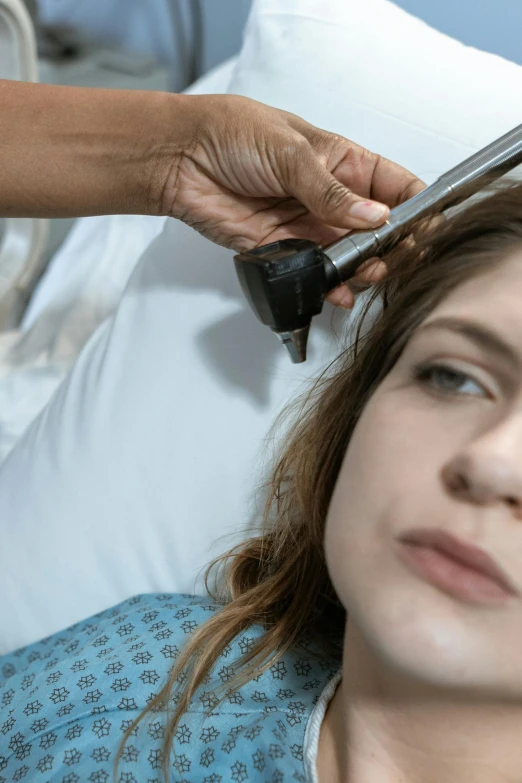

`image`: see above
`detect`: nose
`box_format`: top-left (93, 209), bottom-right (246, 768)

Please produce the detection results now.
top-left (442, 419), bottom-right (522, 516)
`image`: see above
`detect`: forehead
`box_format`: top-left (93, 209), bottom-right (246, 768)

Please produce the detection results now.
top-left (422, 250), bottom-right (522, 332)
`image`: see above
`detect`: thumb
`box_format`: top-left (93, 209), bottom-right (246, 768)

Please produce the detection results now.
top-left (288, 147), bottom-right (389, 229)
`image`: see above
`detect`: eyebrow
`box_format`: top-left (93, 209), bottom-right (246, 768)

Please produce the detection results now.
top-left (417, 317), bottom-right (520, 367)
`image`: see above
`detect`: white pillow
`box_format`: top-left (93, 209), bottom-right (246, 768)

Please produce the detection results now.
top-left (2, 0), bottom-right (522, 653)
top-left (229, 0), bottom-right (522, 181)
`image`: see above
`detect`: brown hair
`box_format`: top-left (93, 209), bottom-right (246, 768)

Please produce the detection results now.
top-left (115, 178), bottom-right (522, 782)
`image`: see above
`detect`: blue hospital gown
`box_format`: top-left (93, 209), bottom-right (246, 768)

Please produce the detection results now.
top-left (0, 593), bottom-right (341, 782)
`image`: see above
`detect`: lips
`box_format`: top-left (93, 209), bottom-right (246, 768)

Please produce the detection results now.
top-left (397, 528), bottom-right (518, 597)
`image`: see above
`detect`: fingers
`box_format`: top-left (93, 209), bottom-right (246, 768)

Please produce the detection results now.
top-left (370, 154), bottom-right (427, 206)
top-left (325, 283), bottom-right (355, 309)
top-left (329, 137), bottom-right (427, 209)
top-left (296, 123), bottom-right (427, 211)
top-left (278, 118), bottom-right (428, 236)
top-left (325, 258), bottom-right (387, 310)
top-left (354, 258), bottom-right (388, 284)
top-left (283, 141), bottom-right (390, 231)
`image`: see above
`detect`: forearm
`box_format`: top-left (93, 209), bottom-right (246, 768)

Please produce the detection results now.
top-left (0, 80), bottom-right (189, 218)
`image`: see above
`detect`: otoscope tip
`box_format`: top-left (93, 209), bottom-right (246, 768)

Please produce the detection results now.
top-left (275, 325), bottom-right (310, 363)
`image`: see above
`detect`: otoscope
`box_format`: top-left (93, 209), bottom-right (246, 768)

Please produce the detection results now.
top-left (234, 123), bottom-right (522, 363)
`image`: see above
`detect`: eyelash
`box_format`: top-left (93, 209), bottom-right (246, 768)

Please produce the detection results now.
top-left (413, 362), bottom-right (490, 398)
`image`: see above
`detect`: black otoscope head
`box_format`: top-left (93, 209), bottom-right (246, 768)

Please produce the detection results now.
top-left (233, 239), bottom-right (341, 362)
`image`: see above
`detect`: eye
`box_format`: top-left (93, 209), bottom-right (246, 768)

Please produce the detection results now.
top-left (413, 362), bottom-right (488, 397)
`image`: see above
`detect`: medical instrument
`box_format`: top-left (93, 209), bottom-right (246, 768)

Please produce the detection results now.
top-left (234, 123), bottom-right (522, 363)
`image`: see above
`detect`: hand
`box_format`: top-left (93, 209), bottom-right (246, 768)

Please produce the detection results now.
top-left (161, 94), bottom-right (426, 308)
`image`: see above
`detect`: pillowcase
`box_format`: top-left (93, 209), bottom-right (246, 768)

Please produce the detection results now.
top-left (2, 0), bottom-right (522, 653)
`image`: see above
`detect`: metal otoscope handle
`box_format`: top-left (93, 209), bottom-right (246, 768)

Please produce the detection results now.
top-left (234, 123), bottom-right (522, 363)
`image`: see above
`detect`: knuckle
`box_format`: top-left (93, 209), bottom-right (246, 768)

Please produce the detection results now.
top-left (319, 179), bottom-right (350, 213)
top-left (347, 143), bottom-right (373, 170)
top-left (315, 132), bottom-right (367, 171)
top-left (286, 135), bottom-right (311, 157)
top-left (312, 128), bottom-right (342, 149)
top-left (397, 177), bottom-right (427, 204)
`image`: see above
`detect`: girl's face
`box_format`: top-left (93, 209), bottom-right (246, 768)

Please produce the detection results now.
top-left (325, 251), bottom-right (522, 697)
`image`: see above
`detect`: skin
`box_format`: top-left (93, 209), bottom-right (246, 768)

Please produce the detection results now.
top-left (0, 83), bottom-right (425, 307)
top-left (320, 250), bottom-right (522, 783)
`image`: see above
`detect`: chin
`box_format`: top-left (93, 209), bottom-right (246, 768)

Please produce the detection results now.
top-left (344, 582), bottom-right (489, 691)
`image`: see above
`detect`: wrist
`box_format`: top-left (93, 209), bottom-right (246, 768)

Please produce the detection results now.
top-left (143, 91), bottom-right (200, 218)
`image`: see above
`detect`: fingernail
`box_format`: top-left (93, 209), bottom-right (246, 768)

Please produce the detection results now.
top-left (348, 200), bottom-right (388, 223)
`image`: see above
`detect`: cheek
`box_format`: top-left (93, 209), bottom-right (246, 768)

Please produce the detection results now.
top-left (329, 392), bottom-right (421, 524)
top-left (324, 391), bottom-right (446, 595)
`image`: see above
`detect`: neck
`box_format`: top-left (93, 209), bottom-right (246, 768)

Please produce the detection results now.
top-left (317, 623), bottom-right (522, 783)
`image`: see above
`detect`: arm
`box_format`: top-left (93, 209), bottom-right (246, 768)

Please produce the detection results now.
top-left (0, 79), bottom-right (185, 218)
top-left (0, 82), bottom-right (426, 306)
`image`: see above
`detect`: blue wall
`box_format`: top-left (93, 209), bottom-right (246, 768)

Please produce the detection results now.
top-left (394, 0), bottom-right (522, 66)
top-left (200, 0), bottom-right (252, 74)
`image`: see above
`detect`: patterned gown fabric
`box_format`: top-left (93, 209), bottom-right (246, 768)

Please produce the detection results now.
top-left (0, 593), bottom-right (341, 782)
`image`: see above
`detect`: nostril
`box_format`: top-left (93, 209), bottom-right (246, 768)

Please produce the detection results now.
top-left (449, 472), bottom-right (470, 495)
top-left (506, 496), bottom-right (519, 508)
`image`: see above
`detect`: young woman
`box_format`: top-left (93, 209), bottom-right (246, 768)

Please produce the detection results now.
top-left (3, 179), bottom-right (522, 783)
